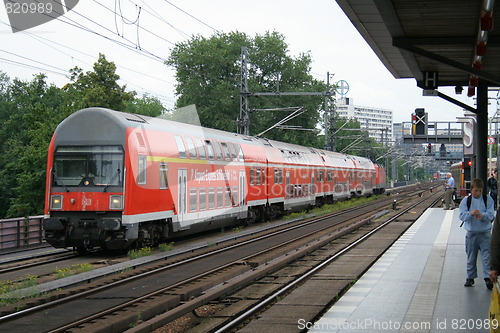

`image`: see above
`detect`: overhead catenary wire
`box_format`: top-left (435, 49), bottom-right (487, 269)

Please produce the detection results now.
top-left (162, 0), bottom-right (219, 33)
top-left (1, 0), bottom-right (228, 109)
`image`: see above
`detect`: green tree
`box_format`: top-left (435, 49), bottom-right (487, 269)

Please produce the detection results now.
top-left (167, 31), bottom-right (329, 147)
top-left (64, 53), bottom-right (135, 111)
top-left (0, 74), bottom-right (70, 217)
top-left (124, 93), bottom-right (165, 117)
top-left (0, 54), bottom-right (155, 218)
top-left (0, 72), bottom-right (15, 216)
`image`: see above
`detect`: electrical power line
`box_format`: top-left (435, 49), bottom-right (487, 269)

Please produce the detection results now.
top-left (162, 0), bottom-right (219, 33)
top-left (1, 0), bottom-right (226, 109)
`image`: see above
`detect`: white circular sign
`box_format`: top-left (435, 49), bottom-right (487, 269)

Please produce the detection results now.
top-left (336, 80), bottom-right (349, 95)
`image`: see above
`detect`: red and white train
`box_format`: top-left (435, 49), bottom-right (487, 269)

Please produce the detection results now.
top-left (43, 108), bottom-right (386, 252)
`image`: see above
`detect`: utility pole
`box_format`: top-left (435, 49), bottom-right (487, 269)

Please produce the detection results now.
top-left (238, 47), bottom-right (335, 138)
top-left (323, 72), bottom-right (336, 151)
top-left (238, 46), bottom-right (250, 135)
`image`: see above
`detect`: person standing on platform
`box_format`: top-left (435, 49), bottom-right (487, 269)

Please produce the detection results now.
top-left (444, 172), bottom-right (455, 210)
top-left (490, 211), bottom-right (500, 284)
top-left (488, 169), bottom-right (497, 209)
top-left (459, 178), bottom-right (495, 289)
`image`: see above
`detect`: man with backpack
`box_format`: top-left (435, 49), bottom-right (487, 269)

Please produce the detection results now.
top-left (459, 178), bottom-right (495, 289)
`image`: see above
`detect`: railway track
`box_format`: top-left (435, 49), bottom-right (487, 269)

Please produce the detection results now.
top-left (210, 187), bottom-right (444, 333)
top-left (0, 249), bottom-right (77, 276)
top-left (0, 183), bottom-right (440, 332)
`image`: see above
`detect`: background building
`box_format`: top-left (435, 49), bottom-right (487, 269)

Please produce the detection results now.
top-left (336, 97), bottom-right (393, 144)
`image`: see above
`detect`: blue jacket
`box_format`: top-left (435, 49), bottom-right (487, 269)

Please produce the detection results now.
top-left (459, 194), bottom-right (494, 232)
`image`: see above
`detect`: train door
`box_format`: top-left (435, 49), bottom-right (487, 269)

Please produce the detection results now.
top-left (177, 169), bottom-right (187, 225)
top-left (239, 170), bottom-right (246, 216)
top-left (286, 171), bottom-right (291, 199)
top-left (311, 172), bottom-right (315, 196)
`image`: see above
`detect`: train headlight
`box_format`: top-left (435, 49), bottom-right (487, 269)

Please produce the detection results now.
top-left (50, 195), bottom-right (63, 210)
top-left (110, 195), bottom-right (123, 210)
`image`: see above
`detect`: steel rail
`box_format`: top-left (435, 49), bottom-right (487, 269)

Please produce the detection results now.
top-left (213, 192), bottom-right (443, 332)
top-left (0, 185), bottom-right (437, 330)
top-left (47, 193), bottom-right (403, 332)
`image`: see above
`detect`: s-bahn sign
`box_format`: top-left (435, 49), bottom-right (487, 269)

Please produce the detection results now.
top-left (335, 80), bottom-right (349, 96)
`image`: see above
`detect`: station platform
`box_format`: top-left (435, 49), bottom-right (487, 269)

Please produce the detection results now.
top-left (311, 208), bottom-right (494, 333)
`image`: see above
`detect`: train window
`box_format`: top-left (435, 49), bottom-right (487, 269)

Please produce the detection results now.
top-left (232, 186), bottom-right (238, 206)
top-left (217, 187), bottom-right (223, 208)
top-left (185, 137), bottom-right (197, 159)
top-left (225, 186), bottom-right (232, 207)
top-left (327, 170), bottom-right (332, 182)
top-left (274, 168), bottom-right (278, 184)
top-left (213, 141), bottom-right (223, 160)
top-left (250, 167), bottom-right (255, 185)
top-left (174, 136), bottom-right (186, 159)
top-left (220, 142), bottom-right (231, 161)
top-left (311, 174), bottom-right (315, 195)
top-left (256, 168), bottom-right (261, 185)
top-left (199, 187), bottom-right (207, 211)
top-left (53, 146), bottom-right (124, 187)
top-left (205, 140), bottom-right (215, 160)
top-left (194, 138), bottom-right (207, 159)
top-left (138, 155), bottom-right (147, 185)
top-left (159, 162), bottom-right (168, 189)
top-left (279, 169), bottom-right (283, 184)
top-left (319, 170), bottom-right (324, 182)
top-left (261, 167), bottom-right (265, 185)
top-left (208, 187), bottom-right (215, 209)
top-left (228, 143), bottom-right (237, 161)
top-left (236, 144), bottom-right (244, 161)
top-left (189, 188), bottom-right (197, 212)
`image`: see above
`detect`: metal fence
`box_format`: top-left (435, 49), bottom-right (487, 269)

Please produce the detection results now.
top-left (0, 215), bottom-right (44, 250)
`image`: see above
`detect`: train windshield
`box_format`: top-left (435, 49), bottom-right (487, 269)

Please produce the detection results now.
top-left (52, 146), bottom-right (124, 187)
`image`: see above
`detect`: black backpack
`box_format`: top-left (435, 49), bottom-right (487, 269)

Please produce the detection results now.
top-left (461, 194), bottom-right (494, 225)
top-left (466, 194), bottom-right (488, 211)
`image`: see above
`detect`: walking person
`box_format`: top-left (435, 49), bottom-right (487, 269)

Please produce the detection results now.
top-left (444, 172), bottom-right (455, 210)
top-left (490, 210), bottom-right (500, 284)
top-left (459, 178), bottom-right (495, 289)
top-left (488, 169), bottom-right (498, 209)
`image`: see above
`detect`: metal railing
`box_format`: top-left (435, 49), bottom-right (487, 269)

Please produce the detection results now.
top-left (0, 215), bottom-right (44, 250)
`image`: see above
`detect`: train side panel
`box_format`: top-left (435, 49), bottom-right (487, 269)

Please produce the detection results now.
top-left (43, 108), bottom-right (387, 252)
top-left (450, 161), bottom-right (471, 201)
top-left (374, 164), bottom-right (386, 194)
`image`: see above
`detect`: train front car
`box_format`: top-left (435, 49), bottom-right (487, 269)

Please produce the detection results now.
top-left (43, 108), bottom-right (130, 253)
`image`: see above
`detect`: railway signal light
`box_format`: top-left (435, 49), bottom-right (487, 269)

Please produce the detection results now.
top-left (412, 108), bottom-right (427, 135)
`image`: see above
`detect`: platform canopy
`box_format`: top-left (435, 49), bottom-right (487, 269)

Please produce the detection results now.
top-left (335, 0), bottom-right (500, 184)
top-left (335, 0), bottom-right (500, 92)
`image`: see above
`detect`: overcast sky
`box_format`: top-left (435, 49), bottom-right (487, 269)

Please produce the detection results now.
top-left (1, 0), bottom-right (496, 124)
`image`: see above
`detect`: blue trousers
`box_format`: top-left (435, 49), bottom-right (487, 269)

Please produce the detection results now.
top-left (465, 231), bottom-right (491, 279)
